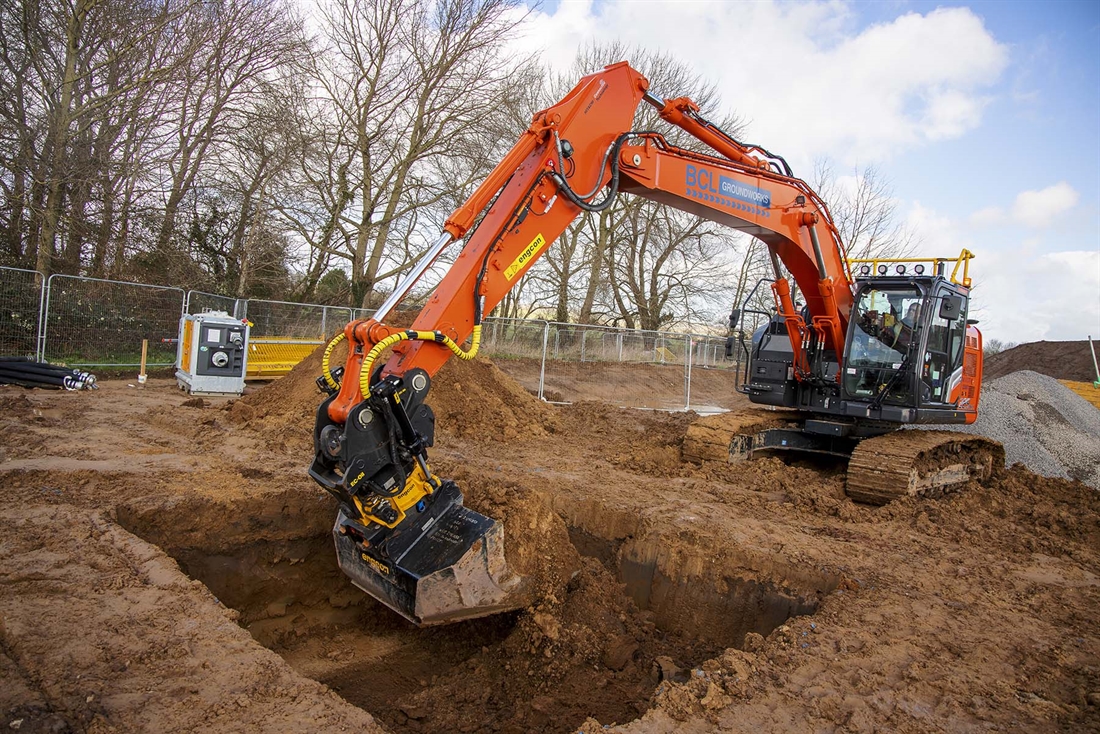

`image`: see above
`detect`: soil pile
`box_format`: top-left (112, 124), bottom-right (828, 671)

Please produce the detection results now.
top-left (918, 370), bottom-right (1100, 487)
top-left (235, 341), bottom-right (559, 440)
top-left (430, 357), bottom-right (560, 439)
top-left (985, 339), bottom-right (1098, 381)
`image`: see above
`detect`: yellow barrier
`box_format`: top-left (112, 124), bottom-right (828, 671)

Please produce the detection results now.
top-left (246, 338), bottom-right (323, 378)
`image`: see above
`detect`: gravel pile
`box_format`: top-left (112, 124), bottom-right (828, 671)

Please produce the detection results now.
top-left (919, 370), bottom-right (1100, 488)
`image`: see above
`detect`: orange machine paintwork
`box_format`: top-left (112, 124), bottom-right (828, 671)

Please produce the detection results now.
top-left (329, 60), bottom-right (973, 422)
top-left (388, 63), bottom-right (848, 377)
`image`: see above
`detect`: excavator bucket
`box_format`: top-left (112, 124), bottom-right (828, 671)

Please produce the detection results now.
top-left (332, 481), bottom-right (530, 626)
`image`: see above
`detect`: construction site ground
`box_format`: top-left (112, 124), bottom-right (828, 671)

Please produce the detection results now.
top-left (1, 351), bottom-right (1098, 733)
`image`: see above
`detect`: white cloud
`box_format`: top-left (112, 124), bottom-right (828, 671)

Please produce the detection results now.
top-left (966, 182), bottom-right (1081, 230)
top-left (906, 203), bottom-right (1100, 342)
top-left (1012, 182), bottom-right (1079, 228)
top-left (515, 1), bottom-right (1009, 167)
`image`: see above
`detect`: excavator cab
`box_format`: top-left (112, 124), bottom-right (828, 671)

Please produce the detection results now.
top-left (843, 278), bottom-right (969, 411)
top-left (842, 262), bottom-right (975, 418)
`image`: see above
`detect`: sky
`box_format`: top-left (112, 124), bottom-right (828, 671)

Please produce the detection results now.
top-left (511, 0), bottom-right (1100, 343)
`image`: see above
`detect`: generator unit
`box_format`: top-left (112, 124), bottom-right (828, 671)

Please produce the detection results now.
top-left (176, 311), bottom-right (249, 396)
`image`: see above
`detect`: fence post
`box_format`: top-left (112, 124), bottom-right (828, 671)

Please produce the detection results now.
top-left (35, 273), bottom-right (47, 362)
top-left (40, 274), bottom-right (56, 363)
top-left (538, 321), bottom-right (549, 401)
top-left (580, 329), bottom-right (587, 363)
top-left (684, 336), bottom-right (692, 410)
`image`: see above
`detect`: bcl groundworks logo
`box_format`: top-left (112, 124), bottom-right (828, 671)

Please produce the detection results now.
top-left (684, 164), bottom-right (771, 218)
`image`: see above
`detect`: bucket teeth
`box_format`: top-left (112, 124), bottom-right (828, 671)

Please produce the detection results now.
top-left (333, 481), bottom-right (530, 626)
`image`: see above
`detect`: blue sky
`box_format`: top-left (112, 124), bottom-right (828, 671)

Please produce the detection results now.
top-left (516, 0), bottom-right (1100, 342)
top-left (881, 1), bottom-right (1098, 215)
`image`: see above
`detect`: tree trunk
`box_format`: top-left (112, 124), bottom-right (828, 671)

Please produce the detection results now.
top-left (578, 209), bottom-right (610, 324)
top-left (36, 0), bottom-right (94, 276)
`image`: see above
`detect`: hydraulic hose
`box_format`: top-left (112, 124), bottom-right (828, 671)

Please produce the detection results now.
top-left (358, 326), bottom-right (482, 398)
top-left (320, 332), bottom-right (346, 390)
top-left (549, 133), bottom-right (633, 213)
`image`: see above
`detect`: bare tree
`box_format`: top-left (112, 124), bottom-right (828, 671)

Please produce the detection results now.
top-left (812, 160), bottom-right (916, 262)
top-left (151, 0), bottom-right (307, 259)
top-left (289, 0), bottom-right (535, 308)
top-left (0, 0), bottom-right (311, 296)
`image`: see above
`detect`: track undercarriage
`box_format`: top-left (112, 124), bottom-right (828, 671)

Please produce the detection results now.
top-left (685, 410), bottom-right (1005, 506)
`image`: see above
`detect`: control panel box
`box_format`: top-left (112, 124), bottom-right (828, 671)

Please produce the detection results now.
top-left (176, 311), bottom-right (250, 396)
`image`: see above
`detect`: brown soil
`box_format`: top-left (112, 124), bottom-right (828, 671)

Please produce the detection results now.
top-left (1, 352), bottom-right (1099, 733)
top-left (985, 340), bottom-right (1100, 382)
top-left (488, 356), bottom-right (750, 411)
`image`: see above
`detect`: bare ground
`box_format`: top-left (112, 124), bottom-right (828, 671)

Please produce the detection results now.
top-left (0, 354), bottom-right (1098, 733)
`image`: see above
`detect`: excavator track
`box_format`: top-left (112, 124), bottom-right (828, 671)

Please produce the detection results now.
top-left (683, 408), bottom-right (801, 463)
top-left (845, 430), bottom-right (1005, 506)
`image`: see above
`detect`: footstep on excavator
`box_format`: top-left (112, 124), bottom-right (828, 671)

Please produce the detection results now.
top-left (307, 62), bottom-right (1003, 626)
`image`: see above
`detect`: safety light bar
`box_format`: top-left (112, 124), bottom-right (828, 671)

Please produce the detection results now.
top-left (846, 249), bottom-right (974, 286)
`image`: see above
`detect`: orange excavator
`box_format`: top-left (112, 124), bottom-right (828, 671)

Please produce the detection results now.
top-left (308, 62), bottom-right (1001, 626)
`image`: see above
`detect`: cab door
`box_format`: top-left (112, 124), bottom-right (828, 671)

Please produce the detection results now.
top-left (919, 284), bottom-right (968, 405)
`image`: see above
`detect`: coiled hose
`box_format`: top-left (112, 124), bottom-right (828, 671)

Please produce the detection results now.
top-left (320, 332), bottom-right (346, 390)
top-left (358, 326), bottom-right (482, 398)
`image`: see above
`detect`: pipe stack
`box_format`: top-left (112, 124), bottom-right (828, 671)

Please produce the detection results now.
top-left (0, 357), bottom-right (98, 390)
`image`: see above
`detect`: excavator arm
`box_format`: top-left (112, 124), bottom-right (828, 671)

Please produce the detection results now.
top-left (310, 61), bottom-right (855, 625)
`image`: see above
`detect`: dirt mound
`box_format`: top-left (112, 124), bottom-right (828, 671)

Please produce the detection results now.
top-left (430, 357), bottom-right (560, 439)
top-left (235, 337), bottom-right (347, 429)
top-left (556, 401), bottom-right (693, 475)
top-left (985, 340), bottom-right (1098, 381)
top-left (235, 341), bottom-right (559, 440)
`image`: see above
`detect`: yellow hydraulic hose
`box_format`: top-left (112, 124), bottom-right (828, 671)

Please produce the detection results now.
top-left (359, 326), bottom-right (482, 397)
top-left (321, 332), bottom-right (346, 390)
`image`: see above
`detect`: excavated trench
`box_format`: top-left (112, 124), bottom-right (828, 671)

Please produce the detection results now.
top-left (118, 488), bottom-right (836, 733)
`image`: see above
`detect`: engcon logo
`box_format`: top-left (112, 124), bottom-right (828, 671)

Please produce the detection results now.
top-left (685, 164), bottom-right (771, 217)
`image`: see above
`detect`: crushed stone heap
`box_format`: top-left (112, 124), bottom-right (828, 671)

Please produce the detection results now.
top-left (918, 370), bottom-right (1100, 488)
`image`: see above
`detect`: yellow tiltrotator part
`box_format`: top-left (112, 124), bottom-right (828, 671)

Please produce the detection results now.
top-left (351, 463), bottom-right (437, 529)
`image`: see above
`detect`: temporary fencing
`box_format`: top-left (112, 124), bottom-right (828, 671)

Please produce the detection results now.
top-left (243, 299), bottom-right (353, 377)
top-left (478, 316), bottom-right (742, 411)
top-left (0, 269), bottom-right (742, 409)
top-left (42, 275), bottom-right (184, 367)
top-left (0, 267), bottom-right (44, 359)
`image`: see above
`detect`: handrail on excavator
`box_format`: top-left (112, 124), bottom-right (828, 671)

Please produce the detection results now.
top-left (847, 249), bottom-right (974, 287)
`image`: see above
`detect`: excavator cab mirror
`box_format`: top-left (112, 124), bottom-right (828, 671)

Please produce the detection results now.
top-left (938, 295), bottom-right (963, 321)
top-left (725, 335), bottom-right (737, 358)
top-left (728, 308), bottom-right (741, 330)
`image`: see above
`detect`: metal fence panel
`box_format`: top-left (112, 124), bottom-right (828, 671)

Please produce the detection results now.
top-left (15, 267), bottom-right (745, 401)
top-left (244, 299), bottom-right (334, 341)
top-left (0, 267), bottom-right (45, 359)
top-left (480, 317), bottom-right (549, 360)
top-left (42, 275), bottom-right (184, 367)
top-left (185, 290), bottom-right (240, 317)
top-left (323, 306), bottom-right (355, 337)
